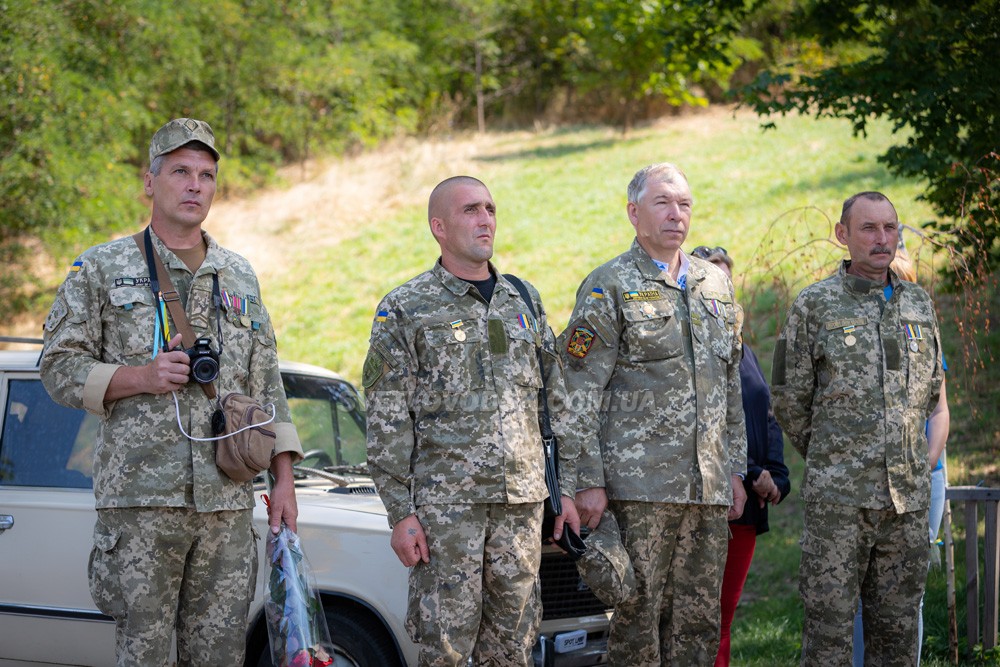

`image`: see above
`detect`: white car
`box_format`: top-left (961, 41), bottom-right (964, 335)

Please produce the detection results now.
top-left (0, 341), bottom-right (611, 666)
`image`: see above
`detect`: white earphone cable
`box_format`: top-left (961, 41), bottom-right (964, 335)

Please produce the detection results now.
top-left (171, 391), bottom-right (275, 442)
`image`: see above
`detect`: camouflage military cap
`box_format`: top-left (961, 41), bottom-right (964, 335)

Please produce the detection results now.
top-left (149, 118), bottom-right (220, 163)
top-left (576, 510), bottom-right (636, 607)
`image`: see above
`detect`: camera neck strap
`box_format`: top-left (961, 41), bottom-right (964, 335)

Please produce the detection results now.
top-left (134, 227), bottom-right (217, 401)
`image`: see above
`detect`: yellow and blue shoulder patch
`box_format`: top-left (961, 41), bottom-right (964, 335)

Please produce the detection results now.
top-left (590, 287), bottom-right (604, 299)
top-left (375, 309), bottom-right (389, 323)
top-left (69, 260), bottom-right (84, 273)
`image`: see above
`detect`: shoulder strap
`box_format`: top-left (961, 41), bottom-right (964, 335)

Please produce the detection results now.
top-left (133, 228), bottom-right (216, 400)
top-left (504, 273), bottom-right (554, 439)
top-left (504, 273), bottom-right (562, 513)
top-left (504, 273), bottom-right (537, 321)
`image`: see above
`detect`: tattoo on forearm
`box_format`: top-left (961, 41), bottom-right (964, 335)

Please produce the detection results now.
top-left (408, 528), bottom-right (417, 536)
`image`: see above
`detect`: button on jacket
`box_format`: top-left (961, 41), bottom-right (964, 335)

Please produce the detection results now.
top-left (559, 240), bottom-right (747, 506)
top-left (771, 261), bottom-right (943, 512)
top-left (363, 261), bottom-right (579, 526)
top-left (41, 228), bottom-right (301, 512)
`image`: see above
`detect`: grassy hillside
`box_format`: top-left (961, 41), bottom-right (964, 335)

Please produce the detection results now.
top-left (234, 108), bottom-right (995, 665)
top-left (246, 108), bottom-right (937, 383)
top-left (8, 106), bottom-right (997, 664)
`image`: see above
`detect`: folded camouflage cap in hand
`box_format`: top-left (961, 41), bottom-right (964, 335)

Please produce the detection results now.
top-left (576, 510), bottom-right (637, 607)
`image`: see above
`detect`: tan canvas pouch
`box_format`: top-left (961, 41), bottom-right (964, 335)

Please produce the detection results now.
top-left (216, 392), bottom-right (276, 482)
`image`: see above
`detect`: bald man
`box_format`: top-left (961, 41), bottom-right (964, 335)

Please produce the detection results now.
top-left (363, 176), bottom-right (581, 666)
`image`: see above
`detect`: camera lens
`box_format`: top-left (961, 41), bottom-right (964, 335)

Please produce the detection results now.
top-left (190, 356), bottom-right (220, 384)
top-left (186, 337), bottom-right (220, 384)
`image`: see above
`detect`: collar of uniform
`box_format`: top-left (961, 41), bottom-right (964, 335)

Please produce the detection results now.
top-left (628, 238), bottom-right (667, 282)
top-left (432, 258), bottom-right (506, 300)
top-left (198, 230), bottom-right (230, 276)
top-left (148, 227), bottom-right (229, 275)
top-left (685, 254), bottom-right (714, 286)
top-left (839, 259), bottom-right (899, 295)
top-left (628, 238), bottom-right (690, 289)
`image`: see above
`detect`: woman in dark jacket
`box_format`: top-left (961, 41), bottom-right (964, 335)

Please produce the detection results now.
top-left (692, 246), bottom-right (792, 667)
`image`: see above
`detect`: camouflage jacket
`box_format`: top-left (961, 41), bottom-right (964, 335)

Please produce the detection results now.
top-left (558, 240), bottom-right (747, 506)
top-left (40, 228), bottom-right (301, 512)
top-left (363, 261), bottom-right (580, 526)
top-left (771, 261), bottom-right (943, 512)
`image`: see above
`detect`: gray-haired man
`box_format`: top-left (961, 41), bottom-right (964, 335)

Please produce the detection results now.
top-left (560, 163), bottom-right (747, 664)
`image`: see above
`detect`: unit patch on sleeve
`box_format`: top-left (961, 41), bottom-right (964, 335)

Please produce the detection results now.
top-left (566, 326), bottom-right (596, 359)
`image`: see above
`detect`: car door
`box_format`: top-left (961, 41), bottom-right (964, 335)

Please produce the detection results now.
top-left (0, 373), bottom-right (114, 666)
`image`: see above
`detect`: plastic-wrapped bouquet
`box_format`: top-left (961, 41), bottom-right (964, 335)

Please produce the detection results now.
top-left (264, 523), bottom-right (334, 667)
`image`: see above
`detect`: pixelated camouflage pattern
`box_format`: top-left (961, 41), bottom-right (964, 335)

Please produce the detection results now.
top-left (607, 500), bottom-right (728, 666)
top-left (771, 262), bottom-right (943, 512)
top-left (148, 117), bottom-right (220, 162)
top-left (575, 509), bottom-right (636, 607)
top-left (799, 502), bottom-right (927, 666)
top-left (89, 506), bottom-right (257, 666)
top-left (405, 502), bottom-right (543, 666)
top-left (363, 261), bottom-right (580, 526)
top-left (40, 228), bottom-right (300, 511)
top-left (558, 240), bottom-right (747, 505)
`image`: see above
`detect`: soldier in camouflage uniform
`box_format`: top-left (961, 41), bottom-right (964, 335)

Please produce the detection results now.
top-left (559, 163), bottom-right (748, 665)
top-left (40, 118), bottom-right (302, 666)
top-left (363, 175), bottom-right (581, 666)
top-left (771, 191), bottom-right (944, 666)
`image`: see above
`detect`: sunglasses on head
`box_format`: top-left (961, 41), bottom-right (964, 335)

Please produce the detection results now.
top-left (691, 245), bottom-right (728, 259)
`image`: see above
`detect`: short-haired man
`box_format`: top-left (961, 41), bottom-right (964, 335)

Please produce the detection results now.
top-left (560, 162), bottom-right (747, 664)
top-left (363, 176), bottom-right (581, 666)
top-left (41, 118), bottom-right (302, 664)
top-left (772, 191), bottom-right (944, 665)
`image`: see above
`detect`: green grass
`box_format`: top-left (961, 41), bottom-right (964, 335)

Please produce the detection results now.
top-left (266, 109), bottom-right (937, 384)
top-left (730, 451), bottom-right (1000, 666)
top-left (256, 109), bottom-right (997, 663)
top-left (14, 106), bottom-right (997, 664)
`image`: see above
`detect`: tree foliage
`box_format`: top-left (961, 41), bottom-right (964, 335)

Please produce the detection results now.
top-left (564, 0), bottom-right (755, 131)
top-left (741, 0), bottom-right (1000, 280)
top-left (1, 0), bottom-right (765, 318)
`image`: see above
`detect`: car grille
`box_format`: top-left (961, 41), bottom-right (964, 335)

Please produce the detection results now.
top-left (540, 551), bottom-right (609, 620)
top-left (327, 485), bottom-right (378, 495)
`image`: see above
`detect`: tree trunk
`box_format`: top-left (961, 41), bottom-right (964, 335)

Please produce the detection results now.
top-left (475, 40), bottom-right (485, 134)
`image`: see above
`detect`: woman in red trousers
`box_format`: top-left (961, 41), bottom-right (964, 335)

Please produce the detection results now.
top-left (693, 246), bottom-right (792, 667)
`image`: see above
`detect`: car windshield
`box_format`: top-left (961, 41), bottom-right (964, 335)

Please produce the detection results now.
top-left (282, 372), bottom-right (368, 471)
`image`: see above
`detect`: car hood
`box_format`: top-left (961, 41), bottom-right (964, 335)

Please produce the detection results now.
top-left (260, 476), bottom-right (388, 517)
top-left (298, 488), bottom-right (388, 516)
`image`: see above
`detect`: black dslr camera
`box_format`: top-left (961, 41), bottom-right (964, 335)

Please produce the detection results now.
top-left (186, 337), bottom-right (220, 384)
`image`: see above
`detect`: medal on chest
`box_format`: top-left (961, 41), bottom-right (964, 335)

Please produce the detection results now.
top-left (904, 323), bottom-right (924, 352)
top-left (842, 324), bottom-right (857, 347)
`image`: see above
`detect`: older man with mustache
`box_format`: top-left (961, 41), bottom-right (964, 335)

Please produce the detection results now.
top-left (771, 191), bottom-right (945, 666)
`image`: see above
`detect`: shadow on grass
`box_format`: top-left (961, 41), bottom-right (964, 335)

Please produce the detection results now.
top-left (765, 163), bottom-right (904, 199)
top-left (474, 133), bottom-right (647, 163)
top-left (474, 139), bottom-right (614, 162)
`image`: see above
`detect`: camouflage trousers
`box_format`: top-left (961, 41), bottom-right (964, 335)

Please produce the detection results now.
top-left (406, 501), bottom-right (544, 667)
top-left (608, 500), bottom-right (728, 666)
top-left (799, 502), bottom-right (928, 667)
top-left (89, 507), bottom-right (258, 667)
